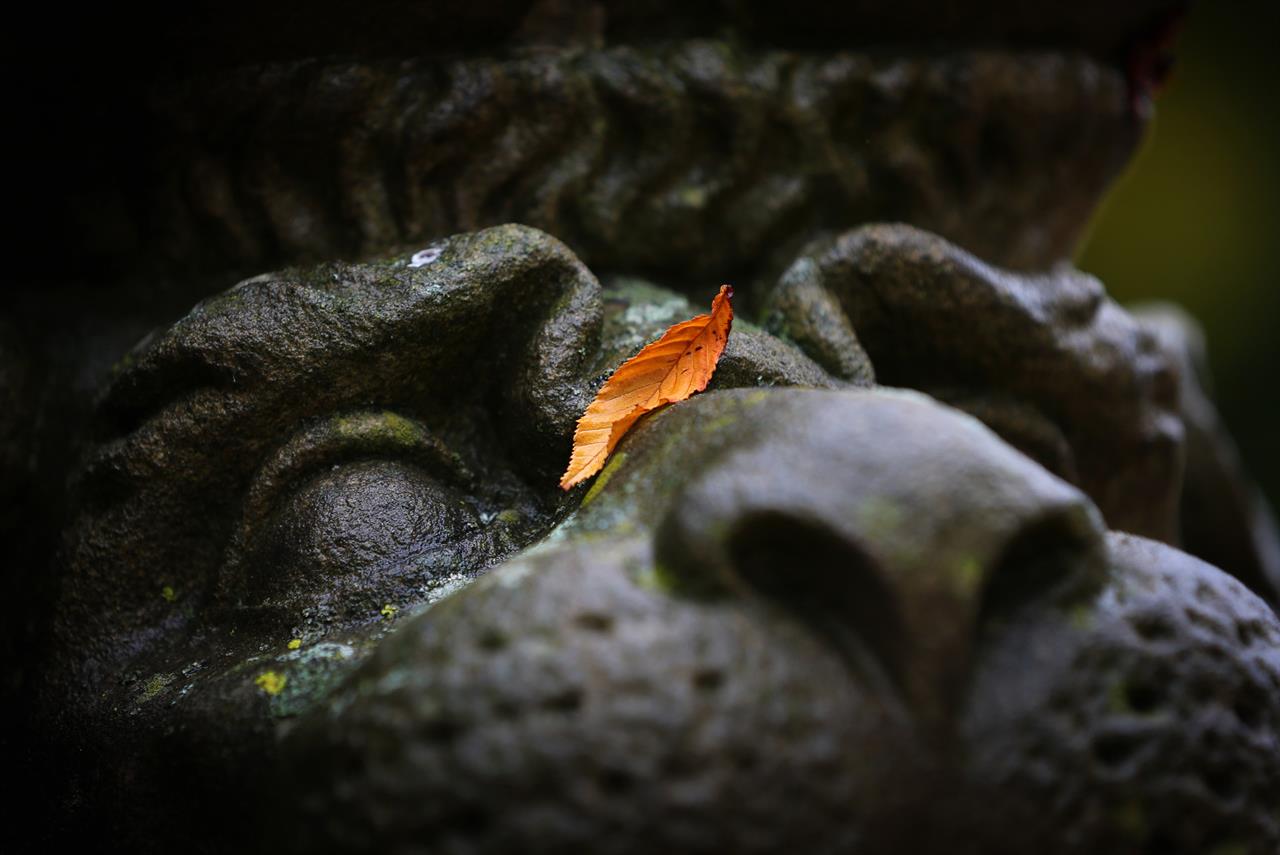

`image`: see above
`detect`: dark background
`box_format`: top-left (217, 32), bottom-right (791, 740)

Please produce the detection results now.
top-left (1079, 0), bottom-right (1280, 509)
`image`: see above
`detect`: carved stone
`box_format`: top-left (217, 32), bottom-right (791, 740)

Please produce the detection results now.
top-left (6, 2), bottom-right (1278, 853)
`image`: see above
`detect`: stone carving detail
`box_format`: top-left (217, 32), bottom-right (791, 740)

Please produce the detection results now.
top-left (30, 226), bottom-right (1279, 854)
top-left (136, 47), bottom-right (1136, 278)
top-left (763, 224), bottom-right (1184, 541)
top-left (6, 2), bottom-right (1278, 853)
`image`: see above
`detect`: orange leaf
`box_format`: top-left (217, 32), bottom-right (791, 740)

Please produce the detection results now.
top-left (560, 285), bottom-right (735, 489)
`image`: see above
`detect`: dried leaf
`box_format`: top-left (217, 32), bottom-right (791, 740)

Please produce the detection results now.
top-left (560, 285), bottom-right (734, 489)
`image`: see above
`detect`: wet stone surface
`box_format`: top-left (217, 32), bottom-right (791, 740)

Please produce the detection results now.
top-left (6, 3), bottom-right (1279, 853)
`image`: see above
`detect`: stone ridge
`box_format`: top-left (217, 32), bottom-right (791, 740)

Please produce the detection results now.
top-left (127, 44), bottom-right (1137, 281)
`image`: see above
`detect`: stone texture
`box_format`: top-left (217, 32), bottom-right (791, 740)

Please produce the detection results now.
top-left (25, 222), bottom-right (1280, 855)
top-left (106, 45), bottom-right (1139, 282)
top-left (282, 390), bottom-right (1280, 855)
top-left (1132, 303), bottom-right (1280, 602)
top-left (9, 2), bottom-right (1276, 852)
top-left (962, 532), bottom-right (1280, 854)
top-left (763, 224), bottom-right (1184, 543)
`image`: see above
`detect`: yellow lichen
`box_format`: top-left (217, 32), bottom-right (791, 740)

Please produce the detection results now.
top-left (137, 673), bottom-right (175, 704)
top-left (677, 185), bottom-right (708, 209)
top-left (380, 604), bottom-right (398, 619)
top-left (254, 671), bottom-right (287, 695)
top-left (161, 585), bottom-right (176, 602)
top-left (287, 639), bottom-right (302, 650)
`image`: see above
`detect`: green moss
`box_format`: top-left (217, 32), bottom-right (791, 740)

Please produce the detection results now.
top-left (635, 562), bottom-right (676, 594)
top-left (950, 556), bottom-right (984, 596)
top-left (638, 559), bottom-right (729, 601)
top-left (856, 497), bottom-right (904, 536)
top-left (581, 452), bottom-right (628, 508)
top-left (264, 642), bottom-right (363, 718)
top-left (334, 411), bottom-right (423, 445)
top-left (604, 278), bottom-right (685, 309)
top-left (377, 411), bottom-right (421, 443)
top-left (702, 413), bottom-right (739, 433)
top-left (762, 311), bottom-right (791, 341)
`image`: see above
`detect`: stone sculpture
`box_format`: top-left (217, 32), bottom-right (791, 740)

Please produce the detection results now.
top-left (5, 1), bottom-right (1277, 853)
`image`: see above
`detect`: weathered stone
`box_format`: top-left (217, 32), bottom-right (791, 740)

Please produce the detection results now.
top-left (763, 224), bottom-right (1184, 543)
top-left (1132, 303), bottom-right (1280, 601)
top-left (28, 217), bottom-right (1280, 855)
top-left (962, 532), bottom-right (1280, 854)
top-left (282, 390), bottom-right (1280, 855)
top-left (8, 2), bottom-right (1277, 853)
top-left (101, 45), bottom-right (1140, 283)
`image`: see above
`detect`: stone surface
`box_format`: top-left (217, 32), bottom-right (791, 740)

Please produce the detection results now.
top-left (283, 390), bottom-right (1280, 855)
top-left (31, 228), bottom-right (860, 851)
top-left (962, 532), bottom-right (1280, 854)
top-left (1132, 303), bottom-right (1280, 601)
top-left (71, 45), bottom-right (1142, 285)
top-left (763, 224), bottom-right (1185, 543)
top-left (6, 2), bottom-right (1277, 852)
top-left (15, 220), bottom-right (1278, 853)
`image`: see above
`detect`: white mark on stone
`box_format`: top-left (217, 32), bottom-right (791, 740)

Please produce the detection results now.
top-left (409, 247), bottom-right (443, 268)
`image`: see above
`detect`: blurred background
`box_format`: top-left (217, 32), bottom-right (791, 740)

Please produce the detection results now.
top-left (1079, 0), bottom-right (1280, 508)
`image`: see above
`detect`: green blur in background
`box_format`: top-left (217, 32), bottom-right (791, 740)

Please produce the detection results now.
top-left (1078, 0), bottom-right (1280, 508)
